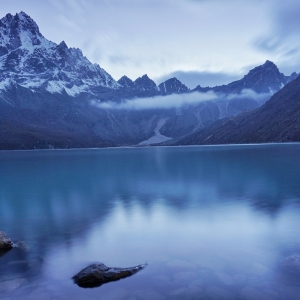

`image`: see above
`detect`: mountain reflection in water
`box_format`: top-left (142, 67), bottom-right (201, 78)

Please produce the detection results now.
top-left (0, 144), bottom-right (300, 299)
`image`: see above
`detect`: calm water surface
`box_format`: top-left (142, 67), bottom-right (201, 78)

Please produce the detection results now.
top-left (1, 144), bottom-right (300, 299)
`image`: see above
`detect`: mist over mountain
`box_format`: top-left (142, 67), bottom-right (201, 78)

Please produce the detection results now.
top-left (0, 11), bottom-right (298, 150)
top-left (171, 75), bottom-right (300, 145)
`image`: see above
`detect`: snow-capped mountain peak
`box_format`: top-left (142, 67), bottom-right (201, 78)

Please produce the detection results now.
top-left (0, 11), bottom-right (54, 54)
top-left (0, 11), bottom-right (119, 95)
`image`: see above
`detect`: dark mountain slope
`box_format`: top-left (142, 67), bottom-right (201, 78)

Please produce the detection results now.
top-left (174, 75), bottom-right (300, 145)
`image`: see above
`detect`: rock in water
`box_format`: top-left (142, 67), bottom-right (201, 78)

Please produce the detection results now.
top-left (72, 262), bottom-right (147, 288)
top-left (0, 231), bottom-right (13, 249)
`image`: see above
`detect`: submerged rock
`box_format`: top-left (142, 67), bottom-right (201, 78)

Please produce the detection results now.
top-left (72, 262), bottom-right (147, 288)
top-left (0, 231), bottom-right (13, 250)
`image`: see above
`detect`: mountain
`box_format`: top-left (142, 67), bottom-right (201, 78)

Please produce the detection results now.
top-left (158, 77), bottom-right (189, 95)
top-left (117, 75), bottom-right (134, 89)
top-left (172, 73), bottom-right (300, 145)
top-left (133, 74), bottom-right (159, 92)
top-left (193, 60), bottom-right (297, 95)
top-left (0, 11), bottom-right (299, 150)
top-left (0, 12), bottom-right (119, 97)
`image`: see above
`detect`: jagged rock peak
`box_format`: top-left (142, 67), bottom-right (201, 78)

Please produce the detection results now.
top-left (134, 74), bottom-right (158, 91)
top-left (1, 13), bottom-right (13, 23)
top-left (192, 84), bottom-right (211, 93)
top-left (0, 11), bottom-right (42, 38)
top-left (0, 11), bottom-right (54, 53)
top-left (1, 11), bottom-right (36, 25)
top-left (141, 74), bottom-right (150, 79)
top-left (158, 77), bottom-right (189, 95)
top-left (118, 75), bottom-right (134, 88)
top-left (58, 40), bottom-right (68, 49)
top-left (263, 60), bottom-right (276, 66)
top-left (212, 60), bottom-right (288, 94)
top-left (240, 60), bottom-right (285, 91)
top-left (118, 75), bottom-right (131, 81)
top-left (135, 74), bottom-right (154, 83)
top-left (243, 61), bottom-right (280, 81)
top-left (253, 60), bottom-right (279, 72)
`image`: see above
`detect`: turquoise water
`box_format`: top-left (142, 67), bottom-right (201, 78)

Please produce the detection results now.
top-left (0, 144), bottom-right (300, 299)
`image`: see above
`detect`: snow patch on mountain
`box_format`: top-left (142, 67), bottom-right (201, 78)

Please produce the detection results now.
top-left (139, 118), bottom-right (172, 145)
top-left (46, 81), bottom-right (64, 94)
top-left (65, 84), bottom-right (89, 97)
top-left (0, 55), bottom-right (5, 68)
top-left (0, 78), bottom-right (12, 90)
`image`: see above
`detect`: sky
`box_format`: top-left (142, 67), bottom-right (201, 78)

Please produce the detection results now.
top-left (1, 0), bottom-right (300, 88)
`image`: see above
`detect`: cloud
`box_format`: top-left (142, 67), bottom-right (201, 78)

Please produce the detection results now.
top-left (108, 54), bottom-right (132, 65)
top-left (254, 0), bottom-right (300, 73)
top-left (92, 89), bottom-right (271, 111)
top-left (186, 0), bottom-right (246, 2)
top-left (50, 0), bottom-right (91, 18)
top-left (226, 89), bottom-right (272, 103)
top-left (92, 91), bottom-right (217, 110)
top-left (272, 0), bottom-right (300, 37)
top-left (155, 70), bottom-right (241, 89)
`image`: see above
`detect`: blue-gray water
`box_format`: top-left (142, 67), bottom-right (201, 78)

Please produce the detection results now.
top-left (1, 144), bottom-right (300, 299)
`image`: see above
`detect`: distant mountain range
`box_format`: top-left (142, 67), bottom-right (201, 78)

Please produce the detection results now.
top-left (171, 74), bottom-right (300, 145)
top-left (0, 11), bottom-right (299, 150)
top-left (193, 60), bottom-right (298, 94)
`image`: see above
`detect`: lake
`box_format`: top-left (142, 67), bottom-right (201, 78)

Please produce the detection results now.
top-left (1, 144), bottom-right (300, 300)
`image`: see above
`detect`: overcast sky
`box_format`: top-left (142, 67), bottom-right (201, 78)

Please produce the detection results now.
top-left (1, 0), bottom-right (300, 88)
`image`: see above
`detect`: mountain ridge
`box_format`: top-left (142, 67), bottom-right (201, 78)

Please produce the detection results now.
top-left (0, 11), bottom-right (299, 150)
top-left (193, 60), bottom-right (296, 95)
top-left (0, 12), bottom-right (297, 101)
top-left (171, 75), bottom-right (300, 145)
